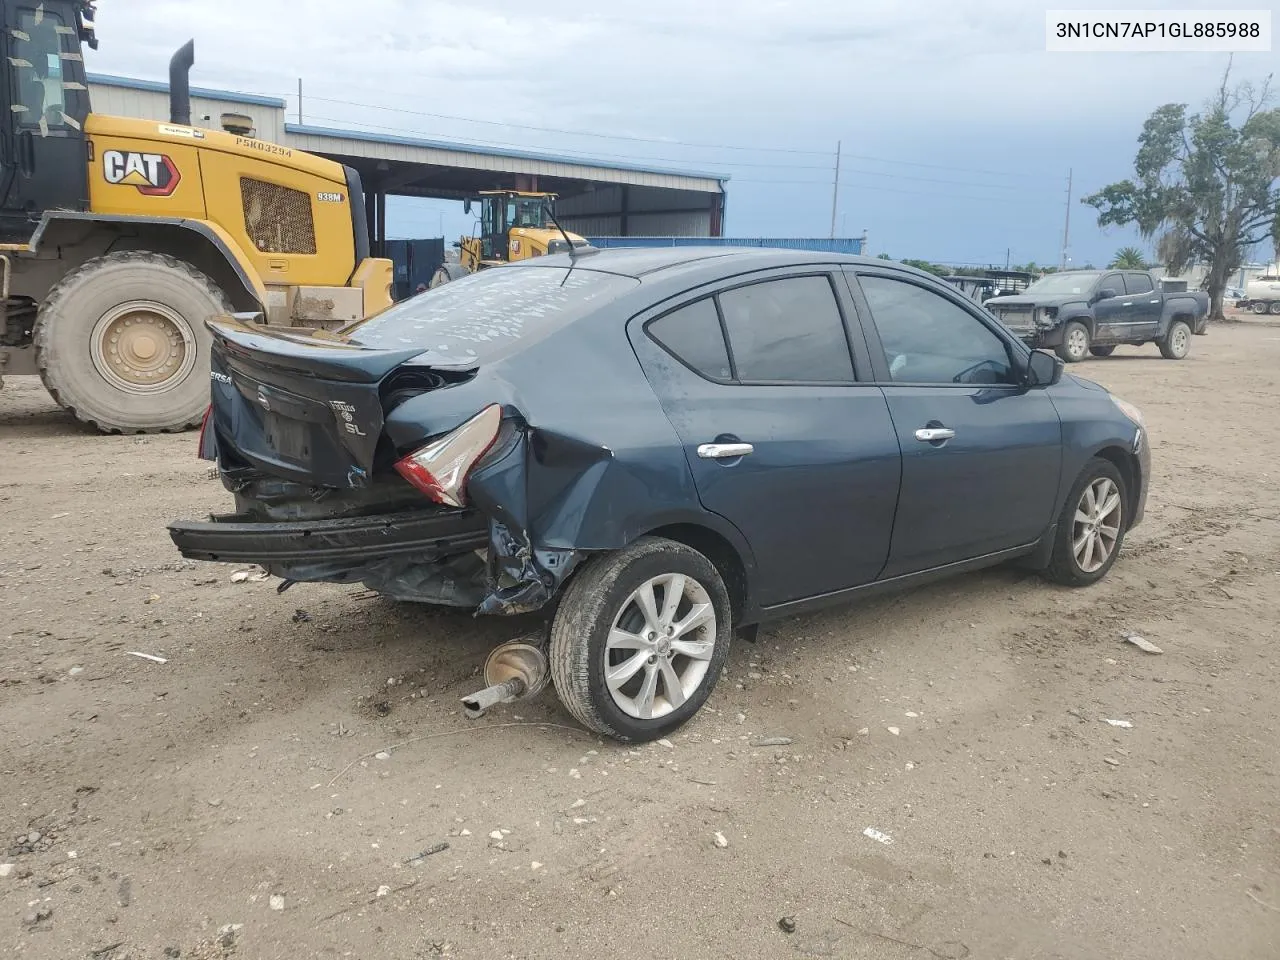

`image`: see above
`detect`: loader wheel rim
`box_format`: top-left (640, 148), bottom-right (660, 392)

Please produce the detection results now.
top-left (90, 301), bottom-right (197, 395)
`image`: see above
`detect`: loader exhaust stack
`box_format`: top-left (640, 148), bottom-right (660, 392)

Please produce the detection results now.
top-left (169, 39), bottom-right (195, 126)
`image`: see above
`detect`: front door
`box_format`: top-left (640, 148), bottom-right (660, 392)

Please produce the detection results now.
top-left (847, 270), bottom-right (1063, 578)
top-left (0, 2), bottom-right (90, 244)
top-left (1091, 273), bottom-right (1132, 343)
top-left (629, 271), bottom-right (902, 607)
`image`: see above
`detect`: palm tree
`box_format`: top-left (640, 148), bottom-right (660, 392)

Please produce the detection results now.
top-left (1109, 247), bottom-right (1149, 269)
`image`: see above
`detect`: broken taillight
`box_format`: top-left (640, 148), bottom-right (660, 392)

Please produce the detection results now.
top-left (197, 404), bottom-right (215, 461)
top-left (393, 404), bottom-right (502, 508)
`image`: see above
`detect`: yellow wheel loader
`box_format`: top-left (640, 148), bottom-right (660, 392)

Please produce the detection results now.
top-left (430, 190), bottom-right (588, 287)
top-left (0, 1), bottom-right (393, 433)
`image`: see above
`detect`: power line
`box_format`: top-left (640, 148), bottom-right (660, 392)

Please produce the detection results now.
top-left (270, 89), bottom-right (1059, 179)
top-left (732, 179), bottom-right (1045, 205)
top-left (298, 93), bottom-right (836, 156)
top-left (299, 112), bottom-right (1045, 193)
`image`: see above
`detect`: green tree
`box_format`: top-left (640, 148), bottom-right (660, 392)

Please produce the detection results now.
top-left (901, 258), bottom-right (950, 277)
top-left (1083, 68), bottom-right (1280, 319)
top-left (1109, 246), bottom-right (1150, 269)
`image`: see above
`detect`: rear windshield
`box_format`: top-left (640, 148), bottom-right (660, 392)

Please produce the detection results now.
top-left (344, 266), bottom-right (638, 364)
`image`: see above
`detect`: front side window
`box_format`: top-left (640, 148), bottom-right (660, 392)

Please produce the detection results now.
top-left (859, 275), bottom-right (1015, 385)
top-left (717, 276), bottom-right (854, 383)
top-left (10, 7), bottom-right (71, 133)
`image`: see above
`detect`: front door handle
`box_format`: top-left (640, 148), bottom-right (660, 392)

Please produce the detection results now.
top-left (697, 442), bottom-right (754, 459)
top-left (915, 427), bottom-right (955, 443)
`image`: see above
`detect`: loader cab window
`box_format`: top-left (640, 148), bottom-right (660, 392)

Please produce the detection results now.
top-left (509, 198), bottom-right (546, 229)
top-left (9, 6), bottom-right (72, 133)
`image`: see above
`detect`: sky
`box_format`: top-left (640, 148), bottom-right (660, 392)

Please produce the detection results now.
top-left (82, 0), bottom-right (1279, 269)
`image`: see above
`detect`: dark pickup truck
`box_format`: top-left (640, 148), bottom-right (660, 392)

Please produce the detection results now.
top-left (985, 269), bottom-right (1209, 363)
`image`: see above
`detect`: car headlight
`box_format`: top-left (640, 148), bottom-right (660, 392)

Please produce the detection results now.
top-left (1111, 395), bottom-right (1144, 427)
top-left (1037, 306), bottom-right (1058, 326)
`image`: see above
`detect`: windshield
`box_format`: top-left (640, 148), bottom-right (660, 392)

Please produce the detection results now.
top-left (505, 198), bottom-right (549, 229)
top-left (1023, 272), bottom-right (1101, 296)
top-left (342, 266), bottom-right (638, 365)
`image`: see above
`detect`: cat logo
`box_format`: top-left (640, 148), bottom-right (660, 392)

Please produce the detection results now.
top-left (102, 150), bottom-right (181, 197)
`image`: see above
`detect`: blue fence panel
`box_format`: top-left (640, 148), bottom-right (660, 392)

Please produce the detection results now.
top-left (587, 236), bottom-right (864, 255)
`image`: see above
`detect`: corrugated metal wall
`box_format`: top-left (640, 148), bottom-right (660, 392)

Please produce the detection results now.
top-left (87, 84), bottom-right (288, 142)
top-left (587, 236), bottom-right (866, 255)
top-left (556, 186), bottom-right (716, 238)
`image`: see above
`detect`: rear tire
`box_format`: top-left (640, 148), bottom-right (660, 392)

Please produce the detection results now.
top-left (1043, 457), bottom-right (1128, 587)
top-left (34, 252), bottom-right (230, 434)
top-left (549, 537), bottom-right (733, 742)
top-left (1159, 319), bottom-right (1192, 360)
top-left (1252, 302), bottom-right (1269, 315)
top-left (1269, 302), bottom-right (1280, 316)
top-left (1056, 321), bottom-right (1090, 363)
top-left (1089, 345), bottom-right (1115, 357)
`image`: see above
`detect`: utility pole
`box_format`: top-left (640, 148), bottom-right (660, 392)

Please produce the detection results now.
top-left (829, 140), bottom-right (841, 239)
top-left (1059, 168), bottom-right (1073, 270)
top-left (297, 78), bottom-right (303, 125)
top-left (1006, 248), bottom-right (1011, 270)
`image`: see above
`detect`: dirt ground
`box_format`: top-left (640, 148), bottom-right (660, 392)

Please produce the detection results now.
top-left (2, 319), bottom-right (1279, 960)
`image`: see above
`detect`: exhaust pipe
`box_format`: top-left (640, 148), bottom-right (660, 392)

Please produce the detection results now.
top-left (461, 641), bottom-right (548, 719)
top-left (169, 39), bottom-right (195, 126)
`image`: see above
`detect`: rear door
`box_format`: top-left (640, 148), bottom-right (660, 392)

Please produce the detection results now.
top-left (845, 268), bottom-right (1062, 578)
top-left (628, 269), bottom-right (902, 607)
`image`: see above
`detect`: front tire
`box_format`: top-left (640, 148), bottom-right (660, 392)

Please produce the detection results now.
top-left (1159, 319), bottom-right (1192, 360)
top-left (429, 262), bottom-right (471, 288)
top-left (549, 537), bottom-right (733, 742)
top-left (1056, 321), bottom-right (1090, 363)
top-left (34, 252), bottom-right (230, 434)
top-left (1043, 457), bottom-right (1128, 587)
top-left (1089, 345), bottom-right (1116, 357)
top-left (1044, 455), bottom-right (1126, 586)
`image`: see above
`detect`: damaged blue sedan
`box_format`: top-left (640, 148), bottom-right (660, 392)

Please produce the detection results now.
top-left (170, 248), bottom-right (1150, 742)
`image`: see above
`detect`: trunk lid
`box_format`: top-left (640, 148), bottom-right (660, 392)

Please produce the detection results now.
top-left (206, 318), bottom-right (444, 489)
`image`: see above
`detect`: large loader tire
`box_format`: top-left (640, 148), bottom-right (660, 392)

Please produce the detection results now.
top-left (34, 252), bottom-right (232, 434)
top-left (429, 262), bottom-right (471, 288)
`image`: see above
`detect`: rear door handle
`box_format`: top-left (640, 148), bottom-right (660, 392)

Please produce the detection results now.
top-left (697, 442), bottom-right (754, 459)
top-left (915, 427), bottom-right (955, 443)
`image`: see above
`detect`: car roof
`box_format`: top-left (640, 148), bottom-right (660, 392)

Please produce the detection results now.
top-left (513, 246), bottom-right (931, 282)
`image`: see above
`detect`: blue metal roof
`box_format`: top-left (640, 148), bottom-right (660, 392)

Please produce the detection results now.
top-left (87, 73), bottom-right (287, 109)
top-left (588, 236), bottom-right (865, 255)
top-left (283, 122), bottom-right (729, 185)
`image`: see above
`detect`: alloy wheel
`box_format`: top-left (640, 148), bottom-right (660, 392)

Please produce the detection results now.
top-left (604, 573), bottom-right (717, 720)
top-left (1066, 326), bottom-right (1089, 360)
top-left (1072, 477), bottom-right (1123, 574)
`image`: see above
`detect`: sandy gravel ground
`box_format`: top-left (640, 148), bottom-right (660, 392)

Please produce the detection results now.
top-left (2, 319), bottom-right (1278, 960)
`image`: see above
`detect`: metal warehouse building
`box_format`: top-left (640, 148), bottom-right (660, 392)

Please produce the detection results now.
top-left (86, 74), bottom-right (728, 243)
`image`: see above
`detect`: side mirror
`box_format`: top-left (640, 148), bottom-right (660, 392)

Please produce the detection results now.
top-left (1026, 349), bottom-right (1063, 388)
top-left (463, 199), bottom-right (472, 215)
top-left (1095, 287), bottom-right (1117, 302)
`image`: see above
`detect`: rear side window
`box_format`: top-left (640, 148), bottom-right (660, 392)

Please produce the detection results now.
top-left (717, 276), bottom-right (853, 382)
top-left (1125, 273), bottom-right (1153, 294)
top-left (345, 266), bottom-right (638, 363)
top-left (647, 298), bottom-right (732, 380)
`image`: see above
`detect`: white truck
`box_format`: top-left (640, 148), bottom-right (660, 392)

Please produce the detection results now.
top-left (1239, 267), bottom-right (1280, 315)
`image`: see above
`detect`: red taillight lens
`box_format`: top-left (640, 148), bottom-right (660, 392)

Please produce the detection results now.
top-left (197, 404), bottom-right (215, 460)
top-left (394, 404), bottom-right (501, 507)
